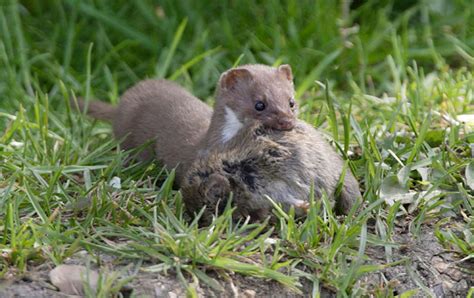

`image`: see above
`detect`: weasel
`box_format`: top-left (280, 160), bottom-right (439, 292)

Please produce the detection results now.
top-left (74, 67), bottom-right (299, 184)
top-left (73, 65), bottom-right (361, 222)
top-left (181, 64), bottom-right (361, 222)
top-left (72, 79), bottom-right (212, 184)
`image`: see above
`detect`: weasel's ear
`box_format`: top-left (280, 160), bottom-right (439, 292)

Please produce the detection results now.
top-left (219, 68), bottom-right (252, 91)
top-left (278, 64), bottom-right (293, 81)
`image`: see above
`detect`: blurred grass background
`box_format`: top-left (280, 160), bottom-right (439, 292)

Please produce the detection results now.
top-left (1, 0), bottom-right (473, 110)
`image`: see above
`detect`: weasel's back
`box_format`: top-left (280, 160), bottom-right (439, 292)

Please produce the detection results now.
top-left (113, 80), bottom-right (213, 182)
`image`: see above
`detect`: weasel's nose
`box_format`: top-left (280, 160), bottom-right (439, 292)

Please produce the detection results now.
top-left (276, 118), bottom-right (295, 130)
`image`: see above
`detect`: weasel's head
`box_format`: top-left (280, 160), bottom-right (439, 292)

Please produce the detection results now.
top-left (217, 64), bottom-right (297, 137)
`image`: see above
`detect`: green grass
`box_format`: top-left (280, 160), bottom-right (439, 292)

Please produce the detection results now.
top-left (0, 0), bottom-right (473, 296)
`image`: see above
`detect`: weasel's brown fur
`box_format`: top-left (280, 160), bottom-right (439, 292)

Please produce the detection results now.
top-left (72, 79), bottom-right (212, 184)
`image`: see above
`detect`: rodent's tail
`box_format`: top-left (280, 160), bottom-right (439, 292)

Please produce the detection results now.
top-left (71, 97), bottom-right (116, 122)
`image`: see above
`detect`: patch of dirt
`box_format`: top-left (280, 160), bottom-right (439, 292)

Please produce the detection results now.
top-left (364, 223), bottom-right (473, 297)
top-left (0, 251), bottom-right (312, 298)
top-left (0, 223), bottom-right (472, 297)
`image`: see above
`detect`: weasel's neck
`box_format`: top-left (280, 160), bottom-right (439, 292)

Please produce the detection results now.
top-left (203, 104), bottom-right (244, 149)
top-left (221, 106), bottom-right (243, 143)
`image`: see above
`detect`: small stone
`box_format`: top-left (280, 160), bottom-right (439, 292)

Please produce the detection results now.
top-left (442, 279), bottom-right (454, 290)
top-left (444, 268), bottom-right (462, 282)
top-left (451, 279), bottom-right (468, 294)
top-left (241, 289), bottom-right (256, 298)
top-left (49, 264), bottom-right (99, 296)
top-left (154, 285), bottom-right (166, 297)
top-left (432, 257), bottom-right (449, 273)
top-left (431, 256), bottom-right (443, 263)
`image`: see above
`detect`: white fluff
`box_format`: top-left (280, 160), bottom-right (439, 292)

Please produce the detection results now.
top-left (108, 176), bottom-right (121, 189)
top-left (222, 106), bottom-right (243, 143)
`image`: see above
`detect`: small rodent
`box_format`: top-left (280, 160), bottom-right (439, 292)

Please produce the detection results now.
top-left (72, 79), bottom-right (212, 184)
top-left (182, 64), bottom-right (361, 222)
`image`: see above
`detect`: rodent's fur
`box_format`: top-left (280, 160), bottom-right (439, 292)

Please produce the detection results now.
top-left (182, 122), bottom-right (360, 223)
top-left (182, 64), bottom-right (361, 222)
top-left (72, 79), bottom-right (212, 184)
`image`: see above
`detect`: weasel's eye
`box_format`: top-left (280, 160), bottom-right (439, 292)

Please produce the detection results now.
top-left (255, 101), bottom-right (266, 111)
top-left (289, 98), bottom-right (296, 108)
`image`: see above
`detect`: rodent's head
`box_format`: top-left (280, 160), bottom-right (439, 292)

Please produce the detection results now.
top-left (217, 64), bottom-right (297, 132)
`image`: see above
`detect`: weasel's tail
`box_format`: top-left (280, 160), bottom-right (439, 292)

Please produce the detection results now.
top-left (71, 97), bottom-right (116, 122)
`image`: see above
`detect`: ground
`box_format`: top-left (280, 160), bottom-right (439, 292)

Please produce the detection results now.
top-left (1, 222), bottom-right (472, 297)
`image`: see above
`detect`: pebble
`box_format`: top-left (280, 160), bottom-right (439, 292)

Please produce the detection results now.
top-left (49, 264), bottom-right (99, 296)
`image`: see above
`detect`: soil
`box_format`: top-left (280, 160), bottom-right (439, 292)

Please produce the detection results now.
top-left (0, 223), bottom-right (472, 297)
top-left (363, 223), bottom-right (473, 297)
